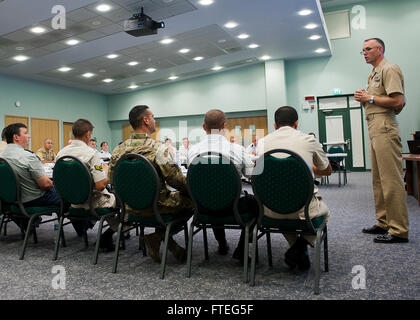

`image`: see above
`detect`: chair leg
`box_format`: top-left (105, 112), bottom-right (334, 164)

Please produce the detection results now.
top-left (32, 225), bottom-right (38, 244)
top-left (250, 224), bottom-right (258, 286)
top-left (112, 222), bottom-right (123, 273)
top-left (324, 226), bottom-right (329, 272)
top-left (186, 223), bottom-right (195, 278)
top-left (53, 215), bottom-right (65, 261)
top-left (92, 217), bottom-right (106, 265)
top-left (243, 224), bottom-right (250, 283)
top-left (20, 215), bottom-right (37, 260)
top-left (203, 225), bottom-right (209, 260)
top-left (136, 226), bottom-right (139, 236)
top-left (266, 231), bottom-right (272, 267)
top-left (0, 214), bottom-right (5, 236)
top-left (160, 224), bottom-right (172, 279)
top-left (184, 222), bottom-right (188, 248)
top-left (314, 229), bottom-right (322, 295)
top-left (140, 226), bottom-right (146, 256)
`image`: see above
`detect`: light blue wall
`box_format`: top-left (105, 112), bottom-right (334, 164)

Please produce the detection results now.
top-left (0, 74), bottom-right (111, 150)
top-left (285, 0), bottom-right (420, 169)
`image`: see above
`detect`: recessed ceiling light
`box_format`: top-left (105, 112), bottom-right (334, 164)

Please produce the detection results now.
top-left (160, 38), bottom-right (174, 44)
top-left (198, 0), bottom-right (214, 5)
top-left (99, 69), bottom-right (106, 73)
top-left (66, 39), bottom-right (80, 46)
top-left (315, 48), bottom-right (327, 53)
top-left (309, 35), bottom-right (321, 40)
top-left (82, 73), bottom-right (95, 78)
top-left (237, 33), bottom-right (249, 39)
top-left (15, 47), bottom-right (25, 51)
top-left (168, 76), bottom-right (178, 80)
top-left (127, 61), bottom-right (139, 66)
top-left (103, 78), bottom-right (114, 83)
top-left (30, 26), bottom-right (47, 34)
top-left (13, 55), bottom-right (29, 62)
top-left (58, 67), bottom-right (72, 72)
top-left (179, 48), bottom-right (190, 54)
top-left (193, 56), bottom-right (204, 61)
top-left (224, 21), bottom-right (238, 29)
top-left (248, 43), bottom-right (259, 49)
top-left (128, 85), bottom-right (138, 89)
top-left (298, 9), bottom-right (312, 16)
top-left (212, 66), bottom-right (223, 71)
top-left (260, 55), bottom-right (271, 60)
top-left (146, 68), bottom-right (156, 72)
top-left (304, 23), bottom-right (318, 29)
top-left (218, 39), bottom-right (226, 43)
top-left (106, 54), bottom-right (119, 59)
top-left (96, 4), bottom-right (112, 12)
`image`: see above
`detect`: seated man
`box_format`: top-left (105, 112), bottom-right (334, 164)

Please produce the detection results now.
top-left (36, 138), bottom-right (56, 163)
top-left (99, 141), bottom-right (112, 162)
top-left (108, 105), bottom-right (193, 263)
top-left (88, 139), bottom-right (97, 149)
top-left (178, 137), bottom-right (191, 168)
top-left (1, 123), bottom-right (60, 229)
top-left (188, 109), bottom-right (257, 262)
top-left (258, 106), bottom-right (332, 271)
top-left (56, 119), bottom-right (117, 251)
top-left (164, 138), bottom-right (176, 161)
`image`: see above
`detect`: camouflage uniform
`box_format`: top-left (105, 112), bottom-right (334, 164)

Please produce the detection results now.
top-left (36, 147), bottom-right (56, 162)
top-left (108, 133), bottom-right (194, 217)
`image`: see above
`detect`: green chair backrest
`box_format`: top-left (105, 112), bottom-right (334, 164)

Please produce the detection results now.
top-left (328, 146), bottom-right (344, 162)
top-left (113, 153), bottom-right (160, 211)
top-left (252, 149), bottom-right (314, 215)
top-left (0, 158), bottom-right (19, 204)
top-left (187, 153), bottom-right (241, 212)
top-left (53, 156), bottom-right (92, 205)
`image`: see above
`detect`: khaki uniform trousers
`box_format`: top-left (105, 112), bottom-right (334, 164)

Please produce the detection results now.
top-left (367, 113), bottom-right (409, 238)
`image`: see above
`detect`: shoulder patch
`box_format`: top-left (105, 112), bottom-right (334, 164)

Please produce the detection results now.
top-left (94, 165), bottom-right (103, 172)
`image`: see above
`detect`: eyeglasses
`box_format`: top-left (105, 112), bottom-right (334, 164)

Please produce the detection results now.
top-left (360, 46), bottom-right (380, 55)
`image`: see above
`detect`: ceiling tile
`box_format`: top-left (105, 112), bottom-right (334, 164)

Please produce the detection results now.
top-left (66, 8), bottom-right (98, 22)
top-left (2, 30), bottom-right (35, 42)
top-left (78, 30), bottom-right (107, 41)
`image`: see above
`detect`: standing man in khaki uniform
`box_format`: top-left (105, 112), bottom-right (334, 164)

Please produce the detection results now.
top-left (36, 138), bottom-right (56, 163)
top-left (355, 38), bottom-right (409, 243)
top-left (108, 105), bottom-right (194, 263)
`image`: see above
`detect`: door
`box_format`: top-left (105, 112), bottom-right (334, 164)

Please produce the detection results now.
top-left (5, 115), bottom-right (29, 127)
top-left (123, 122), bottom-right (160, 142)
top-left (30, 118), bottom-right (60, 154)
top-left (225, 116), bottom-right (268, 147)
top-left (318, 95), bottom-right (366, 171)
top-left (63, 122), bottom-right (74, 147)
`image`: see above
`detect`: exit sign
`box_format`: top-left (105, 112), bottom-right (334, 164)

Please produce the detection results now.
top-left (333, 88), bottom-right (342, 95)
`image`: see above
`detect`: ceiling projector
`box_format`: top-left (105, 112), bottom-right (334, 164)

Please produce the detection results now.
top-left (123, 7), bottom-right (165, 37)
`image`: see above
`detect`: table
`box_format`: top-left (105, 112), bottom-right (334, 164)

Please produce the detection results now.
top-left (403, 153), bottom-right (420, 206)
top-left (325, 153), bottom-right (348, 187)
top-left (42, 162), bottom-right (54, 179)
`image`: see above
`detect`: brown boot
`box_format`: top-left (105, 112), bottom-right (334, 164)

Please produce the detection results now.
top-left (144, 233), bottom-right (162, 263)
top-left (168, 237), bottom-right (187, 262)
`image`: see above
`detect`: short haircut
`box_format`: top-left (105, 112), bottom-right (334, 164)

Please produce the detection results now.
top-left (129, 105), bottom-right (149, 130)
top-left (274, 106), bottom-right (298, 127)
top-left (100, 141), bottom-right (107, 147)
top-left (365, 37), bottom-right (385, 53)
top-left (204, 109), bottom-right (226, 131)
top-left (4, 123), bottom-right (27, 144)
top-left (1, 127), bottom-right (6, 140)
top-left (90, 139), bottom-right (96, 142)
top-left (72, 119), bottom-right (94, 139)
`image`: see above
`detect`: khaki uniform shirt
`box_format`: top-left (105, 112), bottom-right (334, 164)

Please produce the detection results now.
top-left (0, 141), bottom-right (7, 153)
top-left (364, 58), bottom-right (405, 115)
top-left (257, 126), bottom-right (330, 220)
top-left (56, 140), bottom-right (115, 209)
top-left (36, 147), bottom-right (56, 162)
top-left (108, 133), bottom-right (192, 216)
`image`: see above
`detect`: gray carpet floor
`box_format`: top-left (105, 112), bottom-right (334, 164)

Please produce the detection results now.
top-left (0, 172), bottom-right (418, 300)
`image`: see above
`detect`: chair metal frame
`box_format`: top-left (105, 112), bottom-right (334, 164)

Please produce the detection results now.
top-left (52, 155), bottom-right (117, 265)
top-left (327, 145), bottom-right (347, 187)
top-left (186, 152), bottom-right (256, 283)
top-left (249, 149), bottom-right (329, 294)
top-left (111, 153), bottom-right (189, 279)
top-left (0, 157), bottom-right (61, 260)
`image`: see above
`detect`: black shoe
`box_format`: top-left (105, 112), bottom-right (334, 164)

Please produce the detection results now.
top-left (98, 229), bottom-right (115, 252)
top-left (232, 247), bottom-right (251, 264)
top-left (362, 225), bottom-right (388, 235)
top-left (218, 241), bottom-right (229, 255)
top-left (285, 237), bottom-right (310, 271)
top-left (297, 249), bottom-right (310, 271)
top-left (374, 232), bottom-right (408, 243)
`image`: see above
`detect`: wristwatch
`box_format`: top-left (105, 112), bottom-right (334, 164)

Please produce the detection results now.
top-left (369, 95), bottom-right (374, 104)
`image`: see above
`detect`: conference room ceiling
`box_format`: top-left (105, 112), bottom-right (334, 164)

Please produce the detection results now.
top-left (0, 0), bottom-right (333, 94)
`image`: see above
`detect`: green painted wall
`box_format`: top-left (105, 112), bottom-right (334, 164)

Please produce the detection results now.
top-left (0, 74), bottom-right (111, 150)
top-left (285, 0), bottom-right (420, 169)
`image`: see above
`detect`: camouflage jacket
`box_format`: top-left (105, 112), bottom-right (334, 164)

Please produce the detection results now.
top-left (36, 147), bottom-right (56, 162)
top-left (108, 133), bottom-right (190, 215)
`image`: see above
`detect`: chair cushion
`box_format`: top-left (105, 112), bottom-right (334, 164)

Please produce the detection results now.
top-left (11, 205), bottom-right (59, 215)
top-left (68, 207), bottom-right (115, 217)
top-left (197, 212), bottom-right (254, 225)
top-left (261, 215), bottom-right (325, 231)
